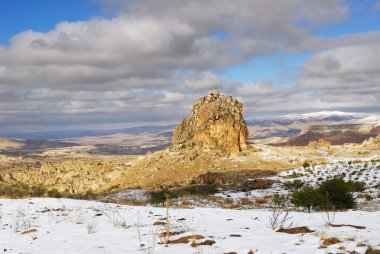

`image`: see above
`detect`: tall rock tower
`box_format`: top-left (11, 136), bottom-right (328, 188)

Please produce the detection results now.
top-left (172, 91), bottom-right (249, 155)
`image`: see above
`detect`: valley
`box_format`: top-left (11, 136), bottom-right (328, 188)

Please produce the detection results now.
top-left (1, 93), bottom-right (379, 254)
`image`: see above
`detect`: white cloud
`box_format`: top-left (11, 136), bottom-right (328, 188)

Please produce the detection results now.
top-left (302, 44), bottom-right (380, 77)
top-left (0, 0), bottom-right (379, 131)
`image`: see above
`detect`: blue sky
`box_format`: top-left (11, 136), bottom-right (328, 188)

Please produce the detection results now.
top-left (0, 0), bottom-right (379, 131)
top-left (0, 0), bottom-right (103, 46)
top-left (0, 0), bottom-right (379, 85)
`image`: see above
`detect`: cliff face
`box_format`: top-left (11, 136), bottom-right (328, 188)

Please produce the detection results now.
top-left (172, 91), bottom-right (249, 155)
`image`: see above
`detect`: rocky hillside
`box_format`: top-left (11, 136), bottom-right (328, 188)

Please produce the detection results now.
top-left (172, 91), bottom-right (249, 156)
top-left (275, 124), bottom-right (380, 146)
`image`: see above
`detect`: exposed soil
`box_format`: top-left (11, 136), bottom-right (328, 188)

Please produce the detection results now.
top-left (277, 226), bottom-right (314, 234)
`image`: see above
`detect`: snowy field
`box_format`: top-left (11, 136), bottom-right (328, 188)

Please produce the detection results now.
top-left (218, 161), bottom-right (380, 207)
top-left (1, 198), bottom-right (380, 254)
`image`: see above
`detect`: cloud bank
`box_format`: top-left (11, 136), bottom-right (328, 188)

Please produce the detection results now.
top-left (0, 0), bottom-right (379, 131)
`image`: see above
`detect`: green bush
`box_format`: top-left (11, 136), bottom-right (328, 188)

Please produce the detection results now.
top-left (283, 180), bottom-right (304, 190)
top-left (346, 180), bottom-right (365, 192)
top-left (150, 186), bottom-right (172, 205)
top-left (291, 186), bottom-right (324, 212)
top-left (291, 178), bottom-right (358, 211)
top-left (318, 178), bottom-right (356, 209)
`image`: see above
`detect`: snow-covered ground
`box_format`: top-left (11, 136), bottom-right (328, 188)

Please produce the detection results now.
top-left (1, 198), bottom-right (379, 254)
top-left (218, 161), bottom-right (380, 207)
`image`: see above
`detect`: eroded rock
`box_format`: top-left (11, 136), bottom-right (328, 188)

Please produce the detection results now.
top-left (172, 91), bottom-right (249, 155)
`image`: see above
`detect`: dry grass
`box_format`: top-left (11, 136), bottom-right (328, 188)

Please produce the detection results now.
top-left (320, 237), bottom-right (342, 248)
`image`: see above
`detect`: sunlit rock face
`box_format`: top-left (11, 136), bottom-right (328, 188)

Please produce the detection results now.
top-left (172, 91), bottom-right (249, 156)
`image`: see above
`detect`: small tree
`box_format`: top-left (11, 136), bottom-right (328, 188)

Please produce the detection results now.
top-left (291, 186), bottom-right (323, 213)
top-left (318, 178), bottom-right (355, 209)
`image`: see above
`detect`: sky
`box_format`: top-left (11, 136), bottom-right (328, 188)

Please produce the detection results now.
top-left (0, 0), bottom-right (379, 132)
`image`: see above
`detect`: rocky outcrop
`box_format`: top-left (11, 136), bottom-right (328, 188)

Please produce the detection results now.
top-left (0, 159), bottom-right (126, 194)
top-left (307, 139), bottom-right (331, 149)
top-left (362, 135), bottom-right (380, 148)
top-left (172, 91), bottom-right (249, 155)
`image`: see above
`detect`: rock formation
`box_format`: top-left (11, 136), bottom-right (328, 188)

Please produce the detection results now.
top-left (172, 91), bottom-right (249, 155)
top-left (362, 134), bottom-right (380, 148)
top-left (307, 139), bottom-right (331, 149)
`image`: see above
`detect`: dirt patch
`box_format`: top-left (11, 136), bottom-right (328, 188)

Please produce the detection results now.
top-left (330, 224), bottom-right (366, 229)
top-left (169, 235), bottom-right (205, 244)
top-left (20, 228), bottom-right (38, 234)
top-left (153, 221), bottom-right (166, 226)
top-left (277, 226), bottom-right (314, 234)
top-left (191, 239), bottom-right (216, 247)
top-left (159, 231), bottom-right (185, 237)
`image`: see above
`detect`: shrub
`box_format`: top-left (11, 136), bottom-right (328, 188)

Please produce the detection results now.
top-left (0, 183), bottom-right (33, 198)
top-left (29, 185), bottom-right (47, 197)
top-left (47, 188), bottom-right (63, 198)
top-left (302, 161), bottom-right (310, 168)
top-left (283, 180), bottom-right (304, 190)
top-left (66, 190), bottom-right (97, 200)
top-left (291, 178), bottom-right (358, 211)
top-left (178, 184), bottom-right (218, 196)
top-left (346, 180), bottom-right (365, 192)
top-left (149, 186), bottom-right (172, 205)
top-left (272, 194), bottom-right (287, 207)
top-left (150, 184), bottom-right (218, 205)
top-left (365, 247), bottom-right (380, 254)
top-left (241, 179), bottom-right (272, 191)
top-left (318, 178), bottom-right (355, 209)
top-left (362, 194), bottom-right (373, 201)
top-left (291, 186), bottom-right (324, 212)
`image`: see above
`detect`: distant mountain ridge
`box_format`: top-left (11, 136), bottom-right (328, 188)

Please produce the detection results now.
top-left (0, 112), bottom-right (378, 149)
top-left (275, 123), bottom-right (380, 146)
top-left (0, 125), bottom-right (176, 140)
top-left (248, 111), bottom-right (379, 140)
